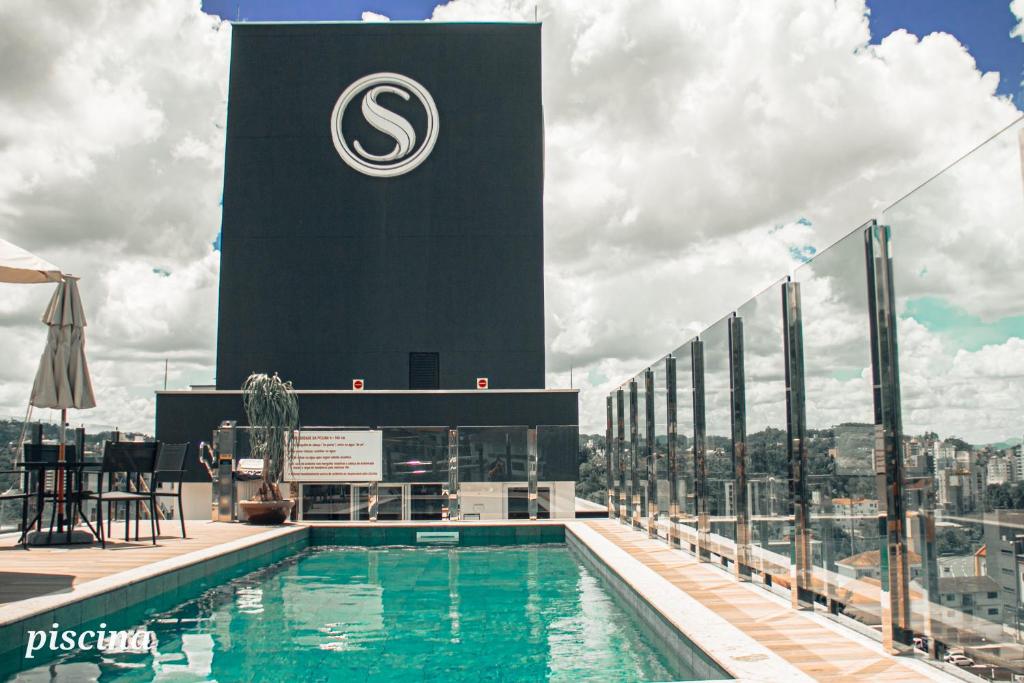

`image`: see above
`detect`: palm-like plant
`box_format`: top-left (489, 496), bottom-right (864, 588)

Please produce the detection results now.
top-left (241, 372), bottom-right (299, 501)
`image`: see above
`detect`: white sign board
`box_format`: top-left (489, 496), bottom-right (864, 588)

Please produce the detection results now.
top-left (284, 430), bottom-right (382, 482)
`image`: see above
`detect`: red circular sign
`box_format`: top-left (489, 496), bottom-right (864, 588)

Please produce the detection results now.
top-left (476, 378), bottom-right (488, 389)
top-left (352, 379), bottom-right (364, 390)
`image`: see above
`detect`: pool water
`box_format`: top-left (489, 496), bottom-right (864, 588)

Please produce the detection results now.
top-left (14, 545), bottom-right (706, 682)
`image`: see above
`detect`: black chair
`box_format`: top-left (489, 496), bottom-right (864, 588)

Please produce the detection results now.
top-left (83, 441), bottom-right (159, 548)
top-left (21, 444), bottom-right (87, 545)
top-left (152, 443), bottom-right (189, 539)
top-left (0, 465), bottom-right (30, 550)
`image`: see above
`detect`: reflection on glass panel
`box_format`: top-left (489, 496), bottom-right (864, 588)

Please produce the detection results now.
top-left (703, 317), bottom-right (736, 559)
top-left (635, 372), bottom-right (649, 519)
top-left (738, 279), bottom-right (792, 587)
top-left (302, 484), bottom-right (352, 520)
top-left (653, 359), bottom-right (670, 524)
top-left (409, 484), bottom-right (444, 520)
top-left (537, 426), bottom-right (579, 483)
top-left (885, 118), bottom-right (1024, 668)
top-left (794, 226), bottom-right (881, 625)
top-left (383, 427), bottom-right (448, 483)
top-left (458, 427), bottom-right (528, 483)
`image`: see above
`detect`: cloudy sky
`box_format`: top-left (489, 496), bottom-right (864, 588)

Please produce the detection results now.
top-left (0, 0), bottom-right (1022, 443)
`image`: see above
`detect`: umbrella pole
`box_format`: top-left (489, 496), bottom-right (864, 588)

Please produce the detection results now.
top-left (57, 408), bottom-right (66, 533)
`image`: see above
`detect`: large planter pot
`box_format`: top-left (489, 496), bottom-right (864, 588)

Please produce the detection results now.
top-left (239, 499), bottom-right (294, 525)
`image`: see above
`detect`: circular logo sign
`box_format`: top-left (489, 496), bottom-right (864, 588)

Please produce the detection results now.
top-left (330, 72), bottom-right (439, 178)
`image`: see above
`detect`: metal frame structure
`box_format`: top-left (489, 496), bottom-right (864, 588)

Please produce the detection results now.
top-left (666, 354), bottom-right (680, 546)
top-left (606, 395), bottom-right (615, 518)
top-left (691, 339), bottom-right (710, 561)
top-left (645, 368), bottom-right (658, 538)
top-left (865, 221), bottom-right (911, 652)
top-left (604, 221), bottom-right (914, 650)
top-left (728, 313), bottom-right (751, 580)
top-left (629, 379), bottom-right (641, 528)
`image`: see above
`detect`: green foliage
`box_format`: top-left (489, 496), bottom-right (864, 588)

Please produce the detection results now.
top-left (241, 373), bottom-right (299, 501)
top-left (936, 527), bottom-right (973, 555)
top-left (576, 435), bottom-right (607, 504)
top-left (986, 482), bottom-right (1024, 511)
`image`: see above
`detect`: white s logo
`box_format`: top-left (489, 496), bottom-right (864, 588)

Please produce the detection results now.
top-left (331, 73), bottom-right (439, 178)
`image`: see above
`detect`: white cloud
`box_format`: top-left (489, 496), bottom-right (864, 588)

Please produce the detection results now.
top-left (1012, 0), bottom-right (1024, 40)
top-left (1, 0), bottom-right (1021, 444)
top-left (0, 1), bottom-right (228, 431)
top-left (361, 11), bottom-right (391, 22)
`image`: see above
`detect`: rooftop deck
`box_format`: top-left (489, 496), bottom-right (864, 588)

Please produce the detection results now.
top-left (579, 519), bottom-right (955, 682)
top-left (0, 521), bottom-right (275, 607)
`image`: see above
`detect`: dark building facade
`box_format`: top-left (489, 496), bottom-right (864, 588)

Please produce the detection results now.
top-left (155, 22), bottom-right (578, 515)
top-left (216, 22), bottom-right (545, 391)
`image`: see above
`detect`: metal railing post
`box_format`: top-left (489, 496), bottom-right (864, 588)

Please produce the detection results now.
top-left (527, 427), bottom-right (539, 521)
top-left (666, 355), bottom-right (680, 546)
top-left (606, 395), bottom-right (615, 518)
top-left (447, 428), bottom-right (459, 521)
top-left (692, 339), bottom-right (710, 561)
top-left (616, 389), bottom-right (627, 523)
top-left (645, 368), bottom-right (658, 538)
top-left (866, 221), bottom-right (912, 652)
top-left (783, 279), bottom-right (814, 609)
top-left (629, 380), bottom-right (641, 528)
top-left (729, 314), bottom-right (751, 580)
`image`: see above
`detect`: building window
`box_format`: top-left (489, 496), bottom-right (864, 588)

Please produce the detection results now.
top-left (987, 592), bottom-right (998, 599)
top-left (989, 608), bottom-right (1000, 615)
top-left (409, 352), bottom-right (440, 389)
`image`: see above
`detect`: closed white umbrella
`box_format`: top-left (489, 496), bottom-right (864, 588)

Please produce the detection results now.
top-left (30, 277), bottom-right (96, 411)
top-left (28, 276), bottom-right (96, 541)
top-left (0, 237), bottom-right (62, 284)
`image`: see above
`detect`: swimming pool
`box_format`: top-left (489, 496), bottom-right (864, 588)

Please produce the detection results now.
top-left (11, 544), bottom-right (722, 681)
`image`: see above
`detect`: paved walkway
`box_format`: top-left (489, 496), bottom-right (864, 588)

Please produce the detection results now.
top-left (581, 519), bottom-right (955, 682)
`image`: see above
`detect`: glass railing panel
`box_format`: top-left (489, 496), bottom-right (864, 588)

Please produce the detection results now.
top-left (382, 427), bottom-right (449, 483)
top-left (622, 382), bottom-right (633, 521)
top-left (737, 278), bottom-right (792, 590)
top-left (610, 392), bottom-right (619, 515)
top-left (671, 341), bottom-right (698, 544)
top-left (635, 371), bottom-right (649, 522)
top-left (703, 316), bottom-right (736, 562)
top-left (457, 426), bottom-right (528, 520)
top-left (652, 358), bottom-right (670, 533)
top-left (537, 424), bottom-right (579, 487)
top-left (795, 225), bottom-right (882, 625)
top-left (884, 116), bottom-right (1024, 667)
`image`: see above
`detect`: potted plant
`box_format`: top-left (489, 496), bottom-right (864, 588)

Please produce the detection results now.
top-left (238, 372), bottom-right (299, 524)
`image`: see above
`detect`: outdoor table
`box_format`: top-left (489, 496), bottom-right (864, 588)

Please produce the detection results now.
top-left (18, 459), bottom-right (101, 545)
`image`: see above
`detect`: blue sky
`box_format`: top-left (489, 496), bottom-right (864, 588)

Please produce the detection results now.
top-left (203, 0), bottom-right (1024, 104)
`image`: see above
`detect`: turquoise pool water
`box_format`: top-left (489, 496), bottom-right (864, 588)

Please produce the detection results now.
top-left (13, 545), bottom-right (710, 682)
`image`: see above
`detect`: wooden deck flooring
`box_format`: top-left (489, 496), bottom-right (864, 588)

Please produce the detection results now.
top-left (0, 521), bottom-right (272, 606)
top-left (583, 519), bottom-right (948, 682)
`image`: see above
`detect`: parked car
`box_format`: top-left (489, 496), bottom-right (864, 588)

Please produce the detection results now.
top-left (944, 653), bottom-right (975, 667)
